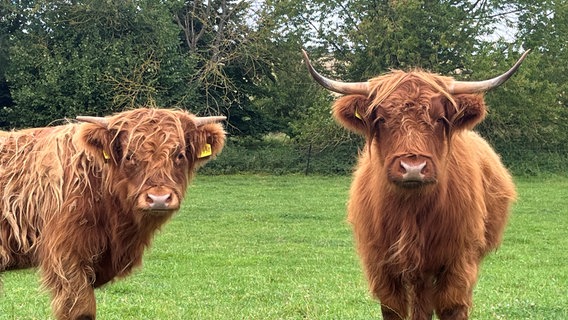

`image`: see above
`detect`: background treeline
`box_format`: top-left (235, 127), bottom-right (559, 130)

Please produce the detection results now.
top-left (0, 0), bottom-right (566, 175)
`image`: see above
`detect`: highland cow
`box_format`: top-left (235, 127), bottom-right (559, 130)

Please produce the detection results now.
top-left (303, 50), bottom-right (529, 319)
top-left (0, 108), bottom-right (226, 320)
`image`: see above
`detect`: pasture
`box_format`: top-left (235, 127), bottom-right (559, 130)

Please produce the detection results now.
top-left (1, 175), bottom-right (567, 319)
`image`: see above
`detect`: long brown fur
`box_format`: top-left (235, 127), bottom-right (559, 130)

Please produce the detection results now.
top-left (0, 108), bottom-right (225, 320)
top-left (332, 71), bottom-right (515, 320)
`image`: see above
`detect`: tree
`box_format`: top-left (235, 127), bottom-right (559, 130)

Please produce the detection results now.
top-left (0, 0), bottom-right (18, 128)
top-left (173, 0), bottom-right (277, 137)
top-left (2, 0), bottom-right (194, 128)
top-left (476, 0), bottom-right (568, 173)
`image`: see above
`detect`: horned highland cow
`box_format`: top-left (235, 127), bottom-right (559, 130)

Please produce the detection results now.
top-left (0, 108), bottom-right (226, 320)
top-left (303, 50), bottom-right (529, 320)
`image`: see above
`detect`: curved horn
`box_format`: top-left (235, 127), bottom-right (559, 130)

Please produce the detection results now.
top-left (450, 50), bottom-right (531, 94)
top-left (302, 49), bottom-right (369, 96)
top-left (76, 116), bottom-right (109, 128)
top-left (194, 116), bottom-right (226, 127)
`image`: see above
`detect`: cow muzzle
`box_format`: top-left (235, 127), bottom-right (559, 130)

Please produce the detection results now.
top-left (137, 187), bottom-right (180, 212)
top-left (388, 154), bottom-right (437, 188)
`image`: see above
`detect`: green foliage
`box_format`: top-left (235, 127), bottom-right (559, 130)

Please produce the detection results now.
top-left (1, 0), bottom-right (196, 128)
top-left (172, 0), bottom-right (277, 137)
top-left (0, 0), bottom-right (566, 173)
top-left (1, 175), bottom-right (567, 318)
top-left (468, 0), bottom-right (568, 176)
top-left (0, 0), bottom-right (275, 133)
top-left (476, 49), bottom-right (568, 175)
top-left (339, 0), bottom-right (485, 78)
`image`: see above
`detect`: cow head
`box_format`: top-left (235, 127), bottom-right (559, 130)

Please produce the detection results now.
top-left (76, 108), bottom-right (225, 214)
top-left (303, 50), bottom-right (529, 189)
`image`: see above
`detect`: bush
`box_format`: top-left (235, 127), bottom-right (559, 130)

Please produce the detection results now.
top-left (200, 135), bottom-right (360, 176)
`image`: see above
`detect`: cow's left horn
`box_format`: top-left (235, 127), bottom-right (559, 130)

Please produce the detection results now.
top-left (194, 116), bottom-right (226, 127)
top-left (76, 116), bottom-right (109, 128)
top-left (302, 49), bottom-right (369, 96)
top-left (450, 50), bottom-right (531, 94)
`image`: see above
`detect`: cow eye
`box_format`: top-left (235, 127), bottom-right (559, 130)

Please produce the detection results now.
top-left (175, 152), bottom-right (186, 164)
top-left (125, 152), bottom-right (136, 164)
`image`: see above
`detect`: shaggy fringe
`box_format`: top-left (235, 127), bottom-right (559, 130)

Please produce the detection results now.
top-left (367, 70), bottom-right (458, 116)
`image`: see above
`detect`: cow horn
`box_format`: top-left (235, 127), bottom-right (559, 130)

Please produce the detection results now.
top-left (76, 116), bottom-right (109, 128)
top-left (450, 50), bottom-right (531, 94)
top-left (194, 116), bottom-right (226, 127)
top-left (302, 49), bottom-right (369, 96)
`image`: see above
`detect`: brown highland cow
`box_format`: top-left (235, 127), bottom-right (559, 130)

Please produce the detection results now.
top-left (0, 108), bottom-right (226, 319)
top-left (303, 50), bottom-right (529, 320)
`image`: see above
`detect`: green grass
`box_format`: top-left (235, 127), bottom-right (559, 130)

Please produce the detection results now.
top-left (1, 175), bottom-right (567, 319)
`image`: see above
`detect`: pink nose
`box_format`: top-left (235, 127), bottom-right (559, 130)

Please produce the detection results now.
top-left (400, 160), bottom-right (427, 181)
top-left (388, 155), bottom-right (436, 187)
top-left (138, 187), bottom-right (180, 211)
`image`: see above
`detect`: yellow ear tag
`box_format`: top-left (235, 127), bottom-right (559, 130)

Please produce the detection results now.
top-left (102, 150), bottom-right (111, 163)
top-left (355, 109), bottom-right (363, 120)
top-left (197, 143), bottom-right (212, 159)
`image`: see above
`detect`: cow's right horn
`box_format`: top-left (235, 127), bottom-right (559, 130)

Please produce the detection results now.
top-left (76, 116), bottom-right (109, 128)
top-left (449, 50), bottom-right (531, 94)
top-left (302, 49), bottom-right (369, 96)
top-left (194, 116), bottom-right (227, 127)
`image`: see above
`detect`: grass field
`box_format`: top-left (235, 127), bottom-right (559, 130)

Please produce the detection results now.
top-left (1, 175), bottom-right (567, 319)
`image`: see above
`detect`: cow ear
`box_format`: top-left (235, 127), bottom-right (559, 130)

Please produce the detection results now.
top-left (332, 95), bottom-right (372, 135)
top-left (188, 121), bottom-right (226, 168)
top-left (76, 122), bottom-right (117, 164)
top-left (446, 94), bottom-right (487, 130)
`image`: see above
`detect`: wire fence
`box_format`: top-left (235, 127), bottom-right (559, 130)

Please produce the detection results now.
top-left (201, 135), bottom-right (567, 177)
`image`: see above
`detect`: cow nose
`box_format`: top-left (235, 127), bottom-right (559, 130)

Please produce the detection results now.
top-left (400, 160), bottom-right (427, 181)
top-left (140, 188), bottom-right (180, 211)
top-left (146, 193), bottom-right (173, 209)
top-left (388, 155), bottom-right (436, 187)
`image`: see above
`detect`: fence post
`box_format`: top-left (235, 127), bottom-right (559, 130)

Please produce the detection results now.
top-left (305, 143), bottom-right (312, 176)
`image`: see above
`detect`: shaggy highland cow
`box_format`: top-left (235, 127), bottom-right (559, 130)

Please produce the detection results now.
top-left (303, 50), bottom-right (529, 320)
top-left (0, 108), bottom-right (226, 320)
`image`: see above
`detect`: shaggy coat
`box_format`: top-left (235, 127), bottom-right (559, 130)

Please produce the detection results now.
top-left (332, 71), bottom-right (515, 320)
top-left (0, 108), bottom-right (225, 320)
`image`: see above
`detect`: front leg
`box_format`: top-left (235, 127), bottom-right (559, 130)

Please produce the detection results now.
top-left (438, 306), bottom-right (469, 320)
top-left (433, 261), bottom-right (477, 320)
top-left (410, 277), bottom-right (435, 320)
top-left (38, 211), bottom-right (107, 319)
top-left (41, 265), bottom-right (97, 320)
top-left (371, 273), bottom-right (409, 320)
top-left (358, 241), bottom-right (409, 319)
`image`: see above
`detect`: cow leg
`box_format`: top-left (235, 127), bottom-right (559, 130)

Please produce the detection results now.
top-left (438, 306), bottom-right (468, 320)
top-left (411, 278), bottom-right (435, 320)
top-left (381, 307), bottom-right (433, 320)
top-left (381, 305), bottom-right (405, 320)
top-left (41, 264), bottom-right (97, 320)
top-left (49, 283), bottom-right (96, 320)
top-left (433, 263), bottom-right (477, 320)
top-left (373, 276), bottom-right (409, 320)
top-left (50, 283), bottom-right (96, 320)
